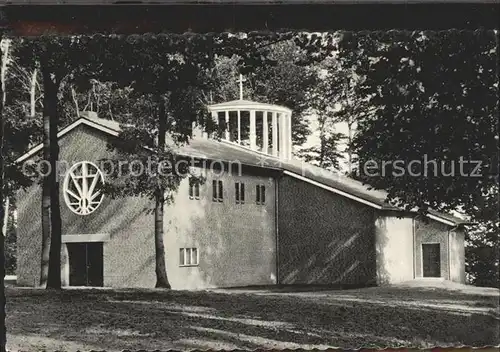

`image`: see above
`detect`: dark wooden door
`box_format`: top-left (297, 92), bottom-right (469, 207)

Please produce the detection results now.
top-left (68, 243), bottom-right (87, 286)
top-left (67, 242), bottom-right (103, 286)
top-left (86, 242), bottom-right (104, 287)
top-left (422, 243), bottom-right (441, 278)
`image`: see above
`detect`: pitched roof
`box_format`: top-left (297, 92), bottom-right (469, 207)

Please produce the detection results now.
top-left (16, 116), bottom-right (468, 226)
top-left (182, 137), bottom-right (397, 210)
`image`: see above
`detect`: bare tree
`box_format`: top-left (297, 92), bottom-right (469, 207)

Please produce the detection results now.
top-left (0, 32), bottom-right (8, 352)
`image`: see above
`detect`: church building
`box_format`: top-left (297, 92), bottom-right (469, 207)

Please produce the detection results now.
top-left (14, 98), bottom-right (467, 289)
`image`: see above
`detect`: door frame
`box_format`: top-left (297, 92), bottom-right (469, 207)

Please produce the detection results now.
top-left (66, 242), bottom-right (104, 287)
top-left (62, 233), bottom-right (109, 286)
top-left (63, 233), bottom-right (110, 243)
top-left (421, 242), bottom-right (442, 279)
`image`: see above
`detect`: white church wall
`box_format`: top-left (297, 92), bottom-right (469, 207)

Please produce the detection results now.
top-left (374, 214), bottom-right (414, 285)
top-left (414, 218), bottom-right (451, 280)
top-left (449, 228), bottom-right (466, 284)
top-left (164, 165), bottom-right (277, 290)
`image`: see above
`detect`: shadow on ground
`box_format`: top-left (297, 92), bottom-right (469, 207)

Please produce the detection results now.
top-left (5, 285), bottom-right (500, 351)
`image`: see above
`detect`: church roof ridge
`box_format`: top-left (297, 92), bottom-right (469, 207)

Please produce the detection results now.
top-left (14, 116), bottom-right (467, 226)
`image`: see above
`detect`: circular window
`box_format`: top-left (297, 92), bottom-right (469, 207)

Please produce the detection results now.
top-left (63, 161), bottom-right (105, 215)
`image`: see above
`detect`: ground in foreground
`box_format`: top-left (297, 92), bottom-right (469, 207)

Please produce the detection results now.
top-left (6, 283), bottom-right (499, 351)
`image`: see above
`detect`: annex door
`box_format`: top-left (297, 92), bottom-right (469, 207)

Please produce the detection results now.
top-left (422, 243), bottom-right (441, 278)
top-left (67, 242), bottom-right (103, 286)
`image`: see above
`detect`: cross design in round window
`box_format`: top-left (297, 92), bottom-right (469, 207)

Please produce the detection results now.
top-left (63, 161), bottom-right (105, 215)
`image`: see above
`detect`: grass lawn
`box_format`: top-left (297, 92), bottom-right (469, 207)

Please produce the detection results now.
top-left (5, 283), bottom-right (499, 351)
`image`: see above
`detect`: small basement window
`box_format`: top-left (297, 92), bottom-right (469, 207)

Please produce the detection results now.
top-left (180, 248), bottom-right (199, 267)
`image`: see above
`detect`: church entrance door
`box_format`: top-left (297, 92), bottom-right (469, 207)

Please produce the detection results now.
top-left (67, 242), bottom-right (103, 287)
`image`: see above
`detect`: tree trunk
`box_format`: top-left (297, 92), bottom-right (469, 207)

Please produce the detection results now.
top-left (30, 68), bottom-right (37, 118)
top-left (0, 232), bottom-right (5, 352)
top-left (42, 67), bottom-right (62, 290)
top-left (1, 198), bottom-right (7, 246)
top-left (154, 188), bottom-right (170, 288)
top-left (39, 165), bottom-right (50, 287)
top-left (1, 36), bottom-right (10, 289)
top-left (0, 32), bottom-right (7, 352)
top-left (154, 95), bottom-right (170, 289)
top-left (1, 39), bottom-right (8, 108)
top-left (347, 122), bottom-right (353, 175)
top-left (39, 72), bottom-right (51, 288)
top-left (318, 117), bottom-right (326, 168)
top-left (70, 86), bottom-right (79, 117)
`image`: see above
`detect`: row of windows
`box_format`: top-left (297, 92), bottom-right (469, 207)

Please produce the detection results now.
top-left (188, 179), bottom-right (266, 205)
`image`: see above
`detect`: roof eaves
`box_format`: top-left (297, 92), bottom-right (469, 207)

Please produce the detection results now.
top-left (15, 117), bottom-right (121, 164)
top-left (15, 117), bottom-right (472, 228)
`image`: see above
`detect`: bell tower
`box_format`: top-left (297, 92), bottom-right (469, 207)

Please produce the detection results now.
top-left (206, 100), bottom-right (292, 160)
top-left (194, 75), bottom-right (293, 160)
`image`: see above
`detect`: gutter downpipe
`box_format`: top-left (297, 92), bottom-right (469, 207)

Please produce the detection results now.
top-left (275, 172), bottom-right (280, 286)
top-left (412, 216), bottom-right (416, 279)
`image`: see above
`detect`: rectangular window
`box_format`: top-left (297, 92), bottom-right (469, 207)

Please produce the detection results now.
top-left (213, 180), bottom-right (223, 202)
top-left (256, 184), bottom-right (266, 205)
top-left (189, 178), bottom-right (200, 200)
top-left (179, 248), bottom-right (184, 265)
top-left (235, 182), bottom-right (245, 204)
top-left (218, 180), bottom-right (223, 201)
top-left (179, 248), bottom-right (199, 267)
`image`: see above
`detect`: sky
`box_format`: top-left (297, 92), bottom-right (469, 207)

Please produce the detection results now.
top-left (300, 113), bottom-right (352, 173)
